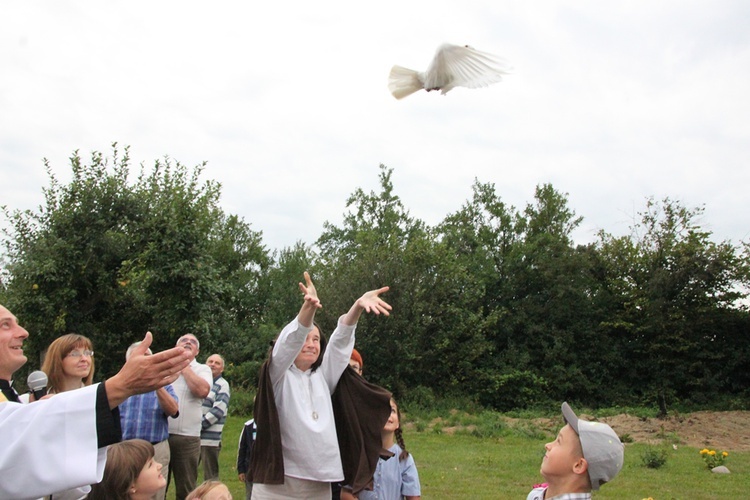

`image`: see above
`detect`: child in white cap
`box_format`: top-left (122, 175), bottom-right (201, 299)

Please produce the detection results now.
top-left (527, 402), bottom-right (624, 500)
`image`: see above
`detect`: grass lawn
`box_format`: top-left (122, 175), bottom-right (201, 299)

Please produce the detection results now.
top-left (168, 415), bottom-right (748, 499)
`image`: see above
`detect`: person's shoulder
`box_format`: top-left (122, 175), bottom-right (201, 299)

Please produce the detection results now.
top-left (526, 486), bottom-right (546, 500)
top-left (195, 362), bottom-right (212, 373)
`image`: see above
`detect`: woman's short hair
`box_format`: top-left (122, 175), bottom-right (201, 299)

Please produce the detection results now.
top-left (41, 333), bottom-right (95, 392)
top-left (87, 439), bottom-right (155, 500)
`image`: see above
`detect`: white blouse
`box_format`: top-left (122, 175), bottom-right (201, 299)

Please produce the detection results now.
top-left (269, 315), bottom-right (355, 482)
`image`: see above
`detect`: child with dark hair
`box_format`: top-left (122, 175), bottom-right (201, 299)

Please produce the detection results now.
top-left (343, 397), bottom-right (421, 500)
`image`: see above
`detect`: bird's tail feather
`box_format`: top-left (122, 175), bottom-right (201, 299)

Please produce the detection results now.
top-left (388, 65), bottom-right (423, 100)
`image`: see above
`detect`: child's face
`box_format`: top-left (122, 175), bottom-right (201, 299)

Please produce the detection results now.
top-left (383, 399), bottom-right (400, 433)
top-left (541, 424), bottom-right (584, 481)
top-left (133, 457), bottom-right (166, 496)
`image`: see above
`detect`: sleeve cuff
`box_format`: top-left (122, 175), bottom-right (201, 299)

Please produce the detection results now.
top-left (96, 382), bottom-right (123, 448)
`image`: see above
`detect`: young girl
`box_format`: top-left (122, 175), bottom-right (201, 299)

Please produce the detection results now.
top-left (88, 439), bottom-right (167, 500)
top-left (347, 398), bottom-right (421, 500)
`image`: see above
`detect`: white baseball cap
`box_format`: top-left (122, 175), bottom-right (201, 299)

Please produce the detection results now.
top-left (561, 402), bottom-right (624, 490)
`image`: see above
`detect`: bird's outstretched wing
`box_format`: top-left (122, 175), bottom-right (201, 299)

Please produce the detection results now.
top-left (426, 44), bottom-right (512, 92)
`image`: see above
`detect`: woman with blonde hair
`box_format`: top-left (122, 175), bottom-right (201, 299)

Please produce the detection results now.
top-left (88, 439), bottom-right (167, 500)
top-left (42, 333), bottom-right (95, 394)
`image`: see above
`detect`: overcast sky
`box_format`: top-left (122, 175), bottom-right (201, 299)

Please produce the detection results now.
top-left (2, 1), bottom-right (749, 253)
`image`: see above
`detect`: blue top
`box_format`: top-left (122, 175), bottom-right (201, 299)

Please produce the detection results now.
top-left (358, 443), bottom-right (421, 500)
top-left (119, 384), bottom-right (179, 443)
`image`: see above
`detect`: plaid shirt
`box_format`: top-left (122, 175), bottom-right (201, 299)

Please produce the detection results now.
top-left (119, 384), bottom-right (179, 443)
top-left (527, 487), bottom-right (592, 500)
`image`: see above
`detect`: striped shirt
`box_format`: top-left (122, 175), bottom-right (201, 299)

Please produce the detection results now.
top-left (200, 375), bottom-right (230, 447)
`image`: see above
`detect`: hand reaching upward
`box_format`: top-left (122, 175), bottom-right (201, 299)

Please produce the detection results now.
top-left (298, 271), bottom-right (322, 310)
top-left (343, 286), bottom-right (392, 325)
top-left (356, 287), bottom-right (392, 316)
top-left (297, 271), bottom-right (322, 328)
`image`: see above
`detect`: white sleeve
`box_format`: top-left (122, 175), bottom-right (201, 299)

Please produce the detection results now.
top-left (197, 363), bottom-right (213, 387)
top-left (320, 315), bottom-right (356, 393)
top-left (0, 384), bottom-right (106, 500)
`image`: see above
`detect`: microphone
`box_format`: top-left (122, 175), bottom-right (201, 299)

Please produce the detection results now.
top-left (27, 370), bottom-right (48, 401)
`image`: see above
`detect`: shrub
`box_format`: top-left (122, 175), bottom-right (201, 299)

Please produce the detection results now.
top-left (640, 446), bottom-right (668, 469)
top-left (228, 387), bottom-right (256, 416)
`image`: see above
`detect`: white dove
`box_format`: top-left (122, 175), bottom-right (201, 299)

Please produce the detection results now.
top-left (388, 43), bottom-right (511, 100)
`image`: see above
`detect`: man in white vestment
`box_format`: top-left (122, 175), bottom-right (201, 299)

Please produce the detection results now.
top-left (0, 303), bottom-right (191, 500)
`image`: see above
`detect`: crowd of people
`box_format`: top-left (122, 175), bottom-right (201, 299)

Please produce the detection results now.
top-left (0, 271), bottom-right (624, 499)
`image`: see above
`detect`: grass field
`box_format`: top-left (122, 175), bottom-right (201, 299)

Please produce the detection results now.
top-left (168, 415), bottom-right (748, 499)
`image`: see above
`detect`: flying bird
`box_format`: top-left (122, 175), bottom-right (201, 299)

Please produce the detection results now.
top-left (388, 43), bottom-right (512, 100)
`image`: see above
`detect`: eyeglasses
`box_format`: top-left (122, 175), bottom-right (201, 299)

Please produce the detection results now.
top-left (67, 349), bottom-right (94, 358)
top-left (178, 338), bottom-right (198, 347)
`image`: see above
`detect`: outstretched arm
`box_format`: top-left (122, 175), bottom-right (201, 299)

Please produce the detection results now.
top-left (341, 286), bottom-right (391, 326)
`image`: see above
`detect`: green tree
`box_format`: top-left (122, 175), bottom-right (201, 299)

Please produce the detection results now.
top-left (439, 182), bottom-right (602, 409)
top-left (315, 165), bottom-right (486, 397)
top-left (2, 145), bottom-right (269, 378)
top-left (597, 197), bottom-right (747, 413)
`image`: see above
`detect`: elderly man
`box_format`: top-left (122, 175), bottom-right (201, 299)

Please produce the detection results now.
top-left (0, 303), bottom-right (190, 500)
top-left (167, 333), bottom-right (212, 500)
top-left (200, 353), bottom-right (231, 480)
top-left (119, 341), bottom-right (180, 500)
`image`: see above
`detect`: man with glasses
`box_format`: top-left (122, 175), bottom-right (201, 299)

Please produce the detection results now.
top-left (167, 334), bottom-right (212, 500)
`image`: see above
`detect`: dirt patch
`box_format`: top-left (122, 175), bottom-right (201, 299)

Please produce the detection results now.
top-left (590, 411), bottom-right (750, 452)
top-left (527, 411), bottom-right (750, 452)
top-left (418, 411), bottom-right (750, 452)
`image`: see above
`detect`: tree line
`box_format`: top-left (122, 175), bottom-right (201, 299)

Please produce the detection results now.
top-left (2, 145), bottom-right (748, 414)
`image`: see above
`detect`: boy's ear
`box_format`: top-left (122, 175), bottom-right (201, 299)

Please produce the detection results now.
top-left (573, 457), bottom-right (589, 476)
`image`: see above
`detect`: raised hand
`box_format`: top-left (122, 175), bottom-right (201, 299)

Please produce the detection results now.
top-left (342, 286), bottom-right (392, 325)
top-left (298, 271), bottom-right (322, 310)
top-left (104, 332), bottom-right (191, 408)
top-left (356, 286), bottom-right (392, 316)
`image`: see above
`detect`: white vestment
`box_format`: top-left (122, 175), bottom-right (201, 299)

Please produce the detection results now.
top-left (0, 384), bottom-right (107, 500)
